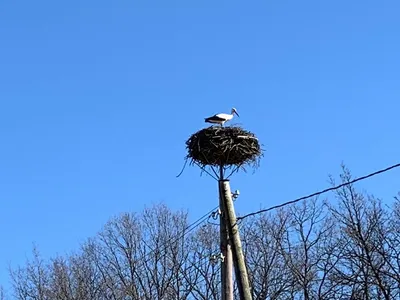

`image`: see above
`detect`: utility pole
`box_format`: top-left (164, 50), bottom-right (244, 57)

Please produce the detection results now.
top-left (219, 179), bottom-right (252, 300)
top-left (219, 180), bottom-right (233, 300)
top-left (185, 125), bottom-right (261, 300)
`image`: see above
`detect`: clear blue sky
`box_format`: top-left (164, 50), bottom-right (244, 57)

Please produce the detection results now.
top-left (1, 0), bottom-right (399, 289)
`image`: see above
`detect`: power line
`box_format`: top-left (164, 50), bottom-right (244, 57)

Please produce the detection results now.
top-left (238, 162), bottom-right (400, 221)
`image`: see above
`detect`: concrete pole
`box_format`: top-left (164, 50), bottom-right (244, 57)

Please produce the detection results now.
top-left (219, 176), bottom-right (233, 300)
top-left (219, 179), bottom-right (252, 300)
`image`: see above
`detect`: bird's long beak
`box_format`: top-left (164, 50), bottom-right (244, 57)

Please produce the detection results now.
top-left (234, 111), bottom-right (240, 117)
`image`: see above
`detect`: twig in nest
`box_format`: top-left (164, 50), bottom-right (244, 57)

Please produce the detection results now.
top-left (176, 158), bottom-right (189, 178)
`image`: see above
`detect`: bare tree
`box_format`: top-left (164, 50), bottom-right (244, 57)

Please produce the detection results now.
top-left (241, 198), bottom-right (342, 300)
top-left (382, 194), bottom-right (400, 290)
top-left (182, 223), bottom-right (220, 300)
top-left (0, 285), bottom-right (6, 300)
top-left (328, 167), bottom-right (394, 299)
top-left (242, 208), bottom-right (293, 299)
top-left (92, 205), bottom-right (192, 299)
top-left (7, 171), bottom-right (399, 300)
top-left (10, 246), bottom-right (51, 300)
top-left (278, 199), bottom-right (339, 299)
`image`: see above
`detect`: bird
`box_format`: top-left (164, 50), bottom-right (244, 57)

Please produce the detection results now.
top-left (204, 108), bottom-right (240, 126)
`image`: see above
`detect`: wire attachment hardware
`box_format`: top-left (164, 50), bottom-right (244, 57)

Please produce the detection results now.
top-left (211, 209), bottom-right (222, 220)
top-left (232, 189), bottom-right (240, 201)
top-left (210, 253), bottom-right (225, 264)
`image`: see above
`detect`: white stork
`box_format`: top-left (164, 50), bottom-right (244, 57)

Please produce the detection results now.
top-left (204, 108), bottom-right (240, 126)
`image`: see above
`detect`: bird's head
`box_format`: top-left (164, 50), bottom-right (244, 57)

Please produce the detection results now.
top-left (231, 108), bottom-right (240, 117)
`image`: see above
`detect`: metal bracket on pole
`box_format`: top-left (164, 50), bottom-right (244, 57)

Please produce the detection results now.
top-left (211, 209), bottom-right (222, 220)
top-left (232, 189), bottom-right (240, 201)
top-left (210, 253), bottom-right (225, 264)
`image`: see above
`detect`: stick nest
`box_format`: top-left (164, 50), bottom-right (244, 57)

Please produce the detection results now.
top-left (186, 126), bottom-right (262, 168)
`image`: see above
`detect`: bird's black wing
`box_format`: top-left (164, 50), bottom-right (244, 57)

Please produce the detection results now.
top-left (205, 115), bottom-right (225, 122)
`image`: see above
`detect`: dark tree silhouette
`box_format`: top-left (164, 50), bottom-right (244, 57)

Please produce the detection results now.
top-left (7, 167), bottom-right (399, 299)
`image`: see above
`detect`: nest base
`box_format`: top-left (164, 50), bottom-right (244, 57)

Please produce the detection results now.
top-left (185, 126), bottom-right (262, 168)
